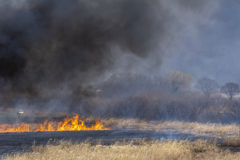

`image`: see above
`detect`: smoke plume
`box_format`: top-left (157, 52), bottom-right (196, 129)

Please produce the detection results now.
top-left (0, 0), bottom-right (219, 110)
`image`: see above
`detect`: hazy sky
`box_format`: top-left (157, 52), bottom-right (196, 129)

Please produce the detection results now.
top-left (161, 0), bottom-right (240, 85)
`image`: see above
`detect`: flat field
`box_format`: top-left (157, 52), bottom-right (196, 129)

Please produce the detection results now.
top-left (2, 140), bottom-right (240, 160)
top-left (1, 119), bottom-right (240, 160)
top-left (102, 118), bottom-right (240, 138)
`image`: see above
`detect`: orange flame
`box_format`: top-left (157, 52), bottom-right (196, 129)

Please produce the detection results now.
top-left (0, 115), bottom-right (109, 133)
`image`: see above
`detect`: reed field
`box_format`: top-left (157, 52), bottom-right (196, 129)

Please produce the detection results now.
top-left (101, 118), bottom-right (240, 137)
top-left (2, 139), bottom-right (240, 160)
top-left (1, 120), bottom-right (240, 160)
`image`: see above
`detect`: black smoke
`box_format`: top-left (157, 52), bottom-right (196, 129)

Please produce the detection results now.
top-left (0, 0), bottom-right (218, 110)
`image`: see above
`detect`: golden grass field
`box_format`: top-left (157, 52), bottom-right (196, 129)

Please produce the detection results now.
top-left (2, 140), bottom-right (240, 160)
top-left (102, 118), bottom-right (240, 137)
top-left (2, 119), bottom-right (240, 160)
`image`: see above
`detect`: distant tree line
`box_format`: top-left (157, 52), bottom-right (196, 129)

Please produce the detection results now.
top-left (67, 71), bottom-right (240, 123)
top-left (96, 71), bottom-right (240, 100)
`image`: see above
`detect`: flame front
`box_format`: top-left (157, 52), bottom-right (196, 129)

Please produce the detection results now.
top-left (0, 115), bottom-right (109, 133)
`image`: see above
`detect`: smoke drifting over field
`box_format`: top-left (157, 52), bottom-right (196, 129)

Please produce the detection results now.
top-left (1, 0), bottom-right (165, 85)
top-left (162, 1), bottom-right (240, 84)
top-left (0, 0), bottom-right (220, 111)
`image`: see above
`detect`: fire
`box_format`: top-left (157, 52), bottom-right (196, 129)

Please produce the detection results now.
top-left (0, 115), bottom-right (109, 133)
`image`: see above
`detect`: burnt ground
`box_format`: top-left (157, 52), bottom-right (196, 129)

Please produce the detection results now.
top-left (0, 130), bottom-right (236, 157)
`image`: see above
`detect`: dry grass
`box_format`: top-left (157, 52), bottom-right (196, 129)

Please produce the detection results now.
top-left (2, 118), bottom-right (240, 159)
top-left (1, 117), bottom-right (239, 137)
top-left (221, 137), bottom-right (240, 147)
top-left (156, 121), bottom-right (240, 137)
top-left (2, 140), bottom-right (240, 160)
top-left (102, 118), bottom-right (240, 137)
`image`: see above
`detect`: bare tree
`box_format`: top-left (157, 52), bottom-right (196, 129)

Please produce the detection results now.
top-left (195, 77), bottom-right (219, 96)
top-left (221, 82), bottom-right (240, 100)
top-left (166, 71), bottom-right (193, 93)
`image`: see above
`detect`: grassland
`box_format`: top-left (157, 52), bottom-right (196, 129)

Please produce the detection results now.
top-left (101, 118), bottom-right (240, 138)
top-left (2, 140), bottom-right (240, 160)
top-left (2, 119), bottom-right (240, 159)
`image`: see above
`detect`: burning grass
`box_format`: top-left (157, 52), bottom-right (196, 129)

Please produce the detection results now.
top-left (1, 116), bottom-right (239, 137)
top-left (0, 115), bottom-right (109, 133)
top-left (1, 118), bottom-right (240, 159)
top-left (1, 139), bottom-right (240, 160)
top-left (1, 115), bottom-right (239, 137)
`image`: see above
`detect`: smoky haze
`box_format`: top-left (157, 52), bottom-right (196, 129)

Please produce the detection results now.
top-left (161, 0), bottom-right (240, 85)
top-left (0, 0), bottom-right (220, 111)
